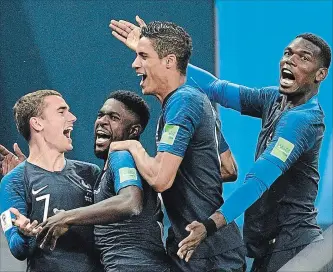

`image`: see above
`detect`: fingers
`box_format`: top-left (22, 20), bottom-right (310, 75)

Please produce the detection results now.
top-left (109, 20), bottom-right (130, 38)
top-left (135, 15), bottom-right (146, 27)
top-left (38, 227), bottom-right (53, 249)
top-left (185, 221), bottom-right (199, 232)
top-left (0, 144), bottom-right (10, 156)
top-left (2, 155), bottom-right (10, 175)
top-left (9, 207), bottom-right (22, 218)
top-left (119, 20), bottom-right (137, 30)
top-left (36, 225), bottom-right (49, 245)
top-left (49, 233), bottom-right (59, 251)
top-left (111, 31), bottom-right (127, 44)
top-left (185, 249), bottom-right (194, 262)
top-left (13, 143), bottom-right (26, 161)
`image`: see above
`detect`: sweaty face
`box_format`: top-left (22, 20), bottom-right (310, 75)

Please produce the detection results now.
top-left (132, 37), bottom-right (168, 96)
top-left (38, 95), bottom-right (76, 153)
top-left (94, 99), bottom-right (136, 160)
top-left (279, 37), bottom-right (322, 95)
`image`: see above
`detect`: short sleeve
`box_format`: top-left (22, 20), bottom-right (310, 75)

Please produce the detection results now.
top-left (157, 89), bottom-right (202, 157)
top-left (108, 151), bottom-right (143, 194)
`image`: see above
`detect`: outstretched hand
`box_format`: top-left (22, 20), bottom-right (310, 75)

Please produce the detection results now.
top-left (109, 15), bottom-right (146, 51)
top-left (177, 221), bottom-right (207, 262)
top-left (10, 207), bottom-right (42, 237)
top-left (36, 211), bottom-right (70, 251)
top-left (0, 143), bottom-right (26, 176)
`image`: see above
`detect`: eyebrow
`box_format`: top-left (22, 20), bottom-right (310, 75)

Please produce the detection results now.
top-left (285, 47), bottom-right (313, 55)
top-left (99, 110), bottom-right (120, 116)
top-left (57, 106), bottom-right (69, 111)
top-left (138, 52), bottom-right (148, 57)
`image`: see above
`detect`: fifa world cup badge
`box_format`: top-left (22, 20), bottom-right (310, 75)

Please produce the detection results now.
top-left (1, 209), bottom-right (13, 232)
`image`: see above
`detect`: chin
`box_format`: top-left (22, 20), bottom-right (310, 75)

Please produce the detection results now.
top-left (94, 145), bottom-right (108, 160)
top-left (65, 144), bottom-right (74, 151)
top-left (279, 85), bottom-right (298, 95)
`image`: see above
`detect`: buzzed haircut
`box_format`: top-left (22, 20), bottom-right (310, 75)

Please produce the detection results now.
top-left (107, 90), bottom-right (150, 134)
top-left (13, 90), bottom-right (62, 141)
top-left (296, 33), bottom-right (331, 69)
top-left (141, 21), bottom-right (193, 75)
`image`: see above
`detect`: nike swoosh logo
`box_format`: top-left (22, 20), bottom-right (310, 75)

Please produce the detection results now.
top-left (32, 185), bottom-right (48, 195)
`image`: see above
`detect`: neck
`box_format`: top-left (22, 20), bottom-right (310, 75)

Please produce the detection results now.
top-left (156, 73), bottom-right (186, 104)
top-left (286, 88), bottom-right (318, 108)
top-left (27, 139), bottom-right (66, 172)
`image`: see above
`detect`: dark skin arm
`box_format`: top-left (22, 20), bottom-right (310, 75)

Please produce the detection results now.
top-left (220, 149), bottom-right (238, 182)
top-left (37, 185), bottom-right (143, 250)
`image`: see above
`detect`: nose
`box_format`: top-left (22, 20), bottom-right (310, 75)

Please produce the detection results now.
top-left (132, 55), bottom-right (141, 69)
top-left (69, 111), bottom-right (77, 123)
top-left (95, 115), bottom-right (108, 126)
top-left (285, 54), bottom-right (297, 66)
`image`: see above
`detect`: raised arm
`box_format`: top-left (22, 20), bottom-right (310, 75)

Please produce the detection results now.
top-left (178, 112), bottom-right (318, 260)
top-left (110, 91), bottom-right (201, 193)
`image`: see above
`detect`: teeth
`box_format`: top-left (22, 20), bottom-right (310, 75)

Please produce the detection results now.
top-left (283, 69), bottom-right (293, 75)
top-left (137, 73), bottom-right (144, 77)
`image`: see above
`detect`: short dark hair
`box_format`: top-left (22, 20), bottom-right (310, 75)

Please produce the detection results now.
top-left (141, 21), bottom-right (192, 75)
top-left (13, 90), bottom-right (62, 141)
top-left (107, 90), bottom-right (150, 135)
top-left (296, 33), bottom-right (331, 69)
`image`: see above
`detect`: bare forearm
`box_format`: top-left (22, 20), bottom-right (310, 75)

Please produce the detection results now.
top-left (64, 194), bottom-right (142, 226)
top-left (128, 142), bottom-right (161, 187)
top-left (209, 211), bottom-right (227, 229)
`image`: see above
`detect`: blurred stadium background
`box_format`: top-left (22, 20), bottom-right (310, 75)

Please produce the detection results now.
top-left (0, 1), bottom-right (331, 271)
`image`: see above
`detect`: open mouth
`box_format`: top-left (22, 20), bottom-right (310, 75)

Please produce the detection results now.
top-left (63, 127), bottom-right (73, 139)
top-left (95, 130), bottom-right (111, 145)
top-left (280, 68), bottom-right (295, 87)
top-left (137, 73), bottom-right (147, 87)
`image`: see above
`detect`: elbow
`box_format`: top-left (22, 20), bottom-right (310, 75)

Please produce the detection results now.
top-left (151, 177), bottom-right (173, 193)
top-left (125, 196), bottom-right (143, 218)
top-left (128, 202), bottom-right (143, 217)
top-left (223, 173), bottom-right (238, 182)
top-left (10, 248), bottom-right (27, 261)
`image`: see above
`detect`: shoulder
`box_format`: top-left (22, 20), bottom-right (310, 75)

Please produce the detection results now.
top-left (109, 150), bottom-right (133, 162)
top-left (108, 150), bottom-right (136, 170)
top-left (167, 85), bottom-right (205, 107)
top-left (66, 159), bottom-right (101, 178)
top-left (67, 159), bottom-right (100, 171)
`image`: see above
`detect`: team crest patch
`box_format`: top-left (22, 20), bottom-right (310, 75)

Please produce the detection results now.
top-left (271, 137), bottom-right (294, 162)
top-left (1, 209), bottom-right (13, 232)
top-left (160, 124), bottom-right (179, 145)
top-left (119, 167), bottom-right (138, 183)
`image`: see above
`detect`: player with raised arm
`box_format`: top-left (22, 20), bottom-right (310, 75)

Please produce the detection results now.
top-left (109, 18), bottom-right (246, 272)
top-left (180, 33), bottom-right (331, 271)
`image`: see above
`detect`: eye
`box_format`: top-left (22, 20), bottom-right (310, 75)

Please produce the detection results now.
top-left (301, 55), bottom-right (309, 61)
top-left (110, 115), bottom-right (119, 121)
top-left (284, 51), bottom-right (291, 57)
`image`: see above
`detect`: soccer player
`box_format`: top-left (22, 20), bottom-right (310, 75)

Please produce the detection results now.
top-left (0, 90), bottom-right (103, 272)
top-left (109, 19), bottom-right (246, 272)
top-left (1, 90), bottom-right (170, 272)
top-left (37, 90), bottom-right (170, 272)
top-left (178, 33), bottom-right (331, 271)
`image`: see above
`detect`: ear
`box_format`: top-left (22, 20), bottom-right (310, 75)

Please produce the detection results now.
top-left (315, 67), bottom-right (328, 83)
top-left (29, 117), bottom-right (43, 133)
top-left (128, 124), bottom-right (142, 139)
top-left (165, 54), bottom-right (177, 69)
